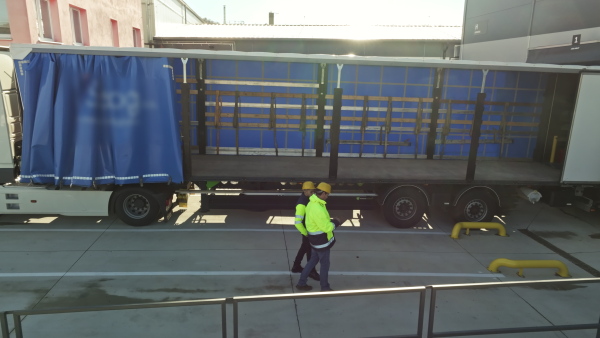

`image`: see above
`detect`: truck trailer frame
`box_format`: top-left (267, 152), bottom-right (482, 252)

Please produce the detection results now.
top-left (2, 44), bottom-right (600, 227)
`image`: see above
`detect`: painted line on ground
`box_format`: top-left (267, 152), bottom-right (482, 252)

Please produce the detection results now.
top-left (0, 228), bottom-right (448, 235)
top-left (0, 271), bottom-right (501, 278)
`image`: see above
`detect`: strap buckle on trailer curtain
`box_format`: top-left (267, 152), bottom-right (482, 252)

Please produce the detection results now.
top-left (270, 93), bottom-right (279, 156)
top-left (215, 90), bottom-right (222, 155)
top-left (233, 91), bottom-right (240, 155)
top-left (440, 99), bottom-right (452, 159)
top-left (300, 94), bottom-right (307, 156)
top-left (499, 102), bottom-right (509, 159)
top-left (384, 97), bottom-right (393, 159)
top-left (360, 95), bottom-right (369, 158)
top-left (215, 91), bottom-right (222, 129)
top-left (414, 98), bottom-right (423, 159)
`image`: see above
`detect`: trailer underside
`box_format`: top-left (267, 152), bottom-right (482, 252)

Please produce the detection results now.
top-left (190, 155), bottom-right (561, 185)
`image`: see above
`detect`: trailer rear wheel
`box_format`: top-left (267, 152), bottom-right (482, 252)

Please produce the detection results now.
top-left (382, 188), bottom-right (426, 228)
top-left (115, 188), bottom-right (160, 226)
top-left (453, 190), bottom-right (497, 223)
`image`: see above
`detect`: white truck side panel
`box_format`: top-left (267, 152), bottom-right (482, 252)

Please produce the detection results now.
top-left (562, 73), bottom-right (600, 184)
top-left (0, 186), bottom-right (112, 216)
top-left (0, 94), bottom-right (11, 170)
top-left (0, 54), bottom-right (14, 170)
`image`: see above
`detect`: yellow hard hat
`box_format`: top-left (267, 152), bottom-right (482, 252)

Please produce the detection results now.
top-left (316, 182), bottom-right (331, 194)
top-left (302, 181), bottom-right (316, 190)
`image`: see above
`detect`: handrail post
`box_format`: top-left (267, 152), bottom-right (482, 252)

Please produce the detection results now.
top-left (12, 313), bottom-right (23, 338)
top-left (416, 287), bottom-right (427, 338)
top-left (1, 312), bottom-right (9, 338)
top-left (596, 314), bottom-right (600, 338)
top-left (427, 287), bottom-right (437, 338)
top-left (220, 302), bottom-right (227, 338)
top-left (233, 298), bottom-right (239, 338)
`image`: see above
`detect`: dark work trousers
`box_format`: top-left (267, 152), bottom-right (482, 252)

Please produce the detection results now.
top-left (293, 235), bottom-right (312, 266)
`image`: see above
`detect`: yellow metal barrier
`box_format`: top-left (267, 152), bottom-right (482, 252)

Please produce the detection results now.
top-left (177, 193), bottom-right (189, 208)
top-left (550, 135), bottom-right (558, 163)
top-left (450, 222), bottom-right (507, 239)
top-left (488, 258), bottom-right (571, 278)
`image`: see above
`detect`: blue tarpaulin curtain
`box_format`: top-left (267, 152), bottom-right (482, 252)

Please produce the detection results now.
top-left (15, 53), bottom-right (183, 186)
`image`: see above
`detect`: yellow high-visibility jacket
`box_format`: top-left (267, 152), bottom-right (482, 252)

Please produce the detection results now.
top-left (305, 194), bottom-right (336, 250)
top-left (294, 193), bottom-right (309, 236)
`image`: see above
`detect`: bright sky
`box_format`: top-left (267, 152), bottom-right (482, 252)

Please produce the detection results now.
top-left (183, 0), bottom-right (466, 26)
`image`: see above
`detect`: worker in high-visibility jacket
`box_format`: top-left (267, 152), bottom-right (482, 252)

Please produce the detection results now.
top-left (291, 181), bottom-right (320, 281)
top-left (296, 182), bottom-right (340, 292)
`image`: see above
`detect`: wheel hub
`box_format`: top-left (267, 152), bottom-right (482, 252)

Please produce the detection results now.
top-left (465, 199), bottom-right (486, 220)
top-left (393, 198), bottom-right (416, 219)
top-left (124, 194), bottom-right (150, 219)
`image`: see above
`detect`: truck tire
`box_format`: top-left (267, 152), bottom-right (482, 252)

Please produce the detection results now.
top-left (382, 188), bottom-right (426, 228)
top-left (114, 188), bottom-right (160, 227)
top-left (453, 190), bottom-right (497, 223)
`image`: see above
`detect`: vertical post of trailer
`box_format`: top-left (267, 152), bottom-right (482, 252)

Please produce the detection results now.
top-left (466, 70), bottom-right (488, 181)
top-left (315, 63), bottom-right (328, 157)
top-left (180, 58), bottom-right (192, 182)
top-left (196, 59), bottom-right (207, 155)
top-left (329, 64), bottom-right (343, 180)
top-left (427, 68), bottom-right (445, 159)
top-left (195, 60), bottom-right (210, 212)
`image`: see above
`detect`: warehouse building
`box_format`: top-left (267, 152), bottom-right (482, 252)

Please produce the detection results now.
top-left (460, 0), bottom-right (600, 65)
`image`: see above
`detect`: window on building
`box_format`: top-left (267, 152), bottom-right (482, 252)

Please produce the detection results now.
top-left (132, 28), bottom-right (141, 47)
top-left (0, 0), bottom-right (11, 37)
top-left (111, 19), bottom-right (119, 47)
top-left (70, 7), bottom-right (83, 45)
top-left (37, 0), bottom-right (54, 40)
top-left (69, 6), bottom-right (88, 45)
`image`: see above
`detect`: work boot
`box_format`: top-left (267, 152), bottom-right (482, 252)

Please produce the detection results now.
top-left (296, 284), bottom-right (313, 291)
top-left (321, 287), bottom-right (334, 292)
top-left (291, 264), bottom-right (303, 273)
top-left (308, 269), bottom-right (320, 281)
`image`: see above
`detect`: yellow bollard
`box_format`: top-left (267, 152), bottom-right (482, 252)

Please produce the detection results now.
top-left (488, 258), bottom-right (571, 278)
top-left (450, 222), bottom-right (507, 239)
top-left (550, 135), bottom-right (558, 163)
top-left (177, 193), bottom-right (188, 208)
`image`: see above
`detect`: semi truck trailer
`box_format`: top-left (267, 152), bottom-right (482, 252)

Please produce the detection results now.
top-left (1, 44), bottom-right (600, 227)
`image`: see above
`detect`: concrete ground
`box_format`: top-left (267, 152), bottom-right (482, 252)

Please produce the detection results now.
top-left (0, 196), bottom-right (599, 338)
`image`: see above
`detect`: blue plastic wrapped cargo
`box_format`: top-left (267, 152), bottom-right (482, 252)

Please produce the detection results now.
top-left (174, 59), bottom-right (544, 160)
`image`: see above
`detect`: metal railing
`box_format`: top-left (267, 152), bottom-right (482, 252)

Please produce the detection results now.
top-left (427, 278), bottom-right (600, 338)
top-left (2, 298), bottom-right (227, 338)
top-left (2, 278), bottom-right (599, 338)
top-left (233, 286), bottom-right (427, 338)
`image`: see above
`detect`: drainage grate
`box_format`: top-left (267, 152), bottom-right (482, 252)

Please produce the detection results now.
top-left (519, 229), bottom-right (600, 277)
